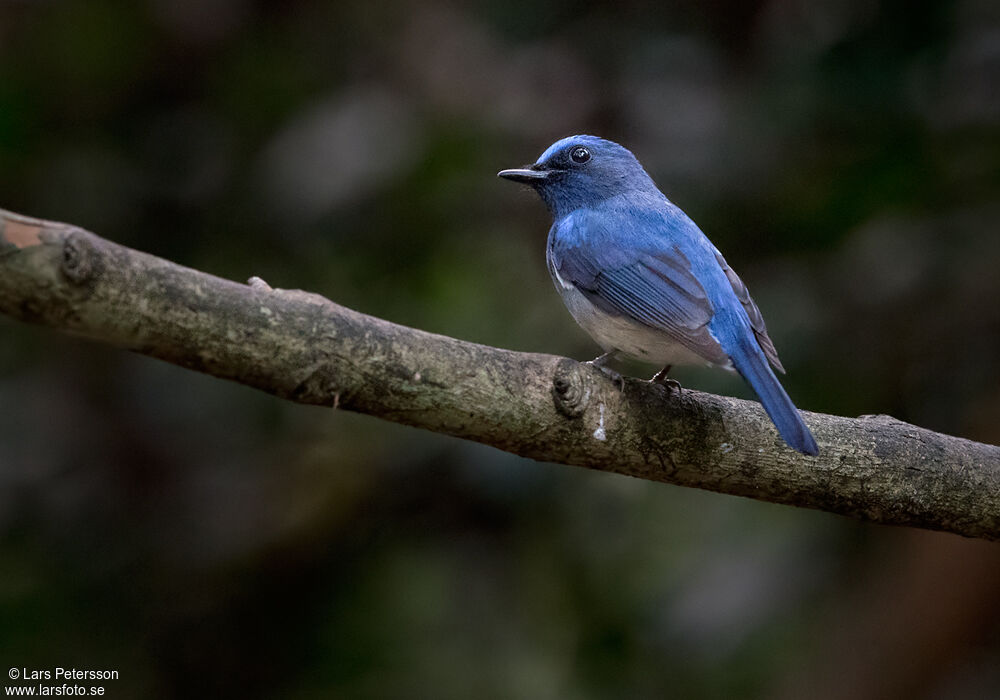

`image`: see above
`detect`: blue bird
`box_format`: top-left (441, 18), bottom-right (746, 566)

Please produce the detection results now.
top-left (499, 135), bottom-right (818, 455)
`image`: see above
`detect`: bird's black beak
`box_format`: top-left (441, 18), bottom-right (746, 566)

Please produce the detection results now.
top-left (497, 165), bottom-right (550, 184)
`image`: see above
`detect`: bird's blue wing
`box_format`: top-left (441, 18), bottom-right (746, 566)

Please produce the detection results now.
top-left (550, 208), bottom-right (730, 366)
top-left (714, 251), bottom-right (784, 373)
top-left (550, 205), bottom-right (816, 454)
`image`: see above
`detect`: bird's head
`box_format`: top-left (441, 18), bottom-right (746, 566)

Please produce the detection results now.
top-left (498, 135), bottom-right (657, 216)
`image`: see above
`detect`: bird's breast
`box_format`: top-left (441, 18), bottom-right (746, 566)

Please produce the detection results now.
top-left (553, 279), bottom-right (720, 368)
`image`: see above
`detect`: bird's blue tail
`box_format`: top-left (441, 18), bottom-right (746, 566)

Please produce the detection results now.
top-left (728, 336), bottom-right (818, 456)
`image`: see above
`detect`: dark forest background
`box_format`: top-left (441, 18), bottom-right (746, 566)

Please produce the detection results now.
top-left (2, 1), bottom-right (1000, 697)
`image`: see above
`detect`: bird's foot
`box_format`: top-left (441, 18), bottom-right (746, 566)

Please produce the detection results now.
top-left (584, 351), bottom-right (624, 391)
top-left (650, 365), bottom-right (682, 393)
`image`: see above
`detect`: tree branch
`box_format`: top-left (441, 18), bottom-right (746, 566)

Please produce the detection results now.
top-left (2, 207), bottom-right (998, 540)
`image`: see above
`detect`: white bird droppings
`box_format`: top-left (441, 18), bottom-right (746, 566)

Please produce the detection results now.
top-left (592, 403), bottom-right (607, 441)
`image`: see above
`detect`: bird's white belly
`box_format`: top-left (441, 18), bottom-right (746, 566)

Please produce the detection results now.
top-left (558, 283), bottom-right (718, 368)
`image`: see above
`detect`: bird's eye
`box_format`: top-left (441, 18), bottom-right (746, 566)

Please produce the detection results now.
top-left (570, 146), bottom-right (591, 164)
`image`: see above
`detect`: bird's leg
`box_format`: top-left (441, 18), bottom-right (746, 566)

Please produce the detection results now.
top-left (650, 365), bottom-right (682, 392)
top-left (584, 351), bottom-right (625, 390)
top-left (650, 364), bottom-right (671, 382)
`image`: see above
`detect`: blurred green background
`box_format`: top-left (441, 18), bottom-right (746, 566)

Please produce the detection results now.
top-left (2, 1), bottom-right (1000, 698)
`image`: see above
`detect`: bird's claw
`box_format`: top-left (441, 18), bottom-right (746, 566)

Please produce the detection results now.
top-left (655, 377), bottom-right (682, 393)
top-left (584, 352), bottom-right (625, 391)
top-left (650, 365), bottom-right (682, 393)
top-left (587, 361), bottom-right (625, 391)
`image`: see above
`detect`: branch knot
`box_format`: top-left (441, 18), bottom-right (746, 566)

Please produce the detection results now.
top-left (61, 229), bottom-right (100, 285)
top-left (552, 359), bottom-right (592, 418)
